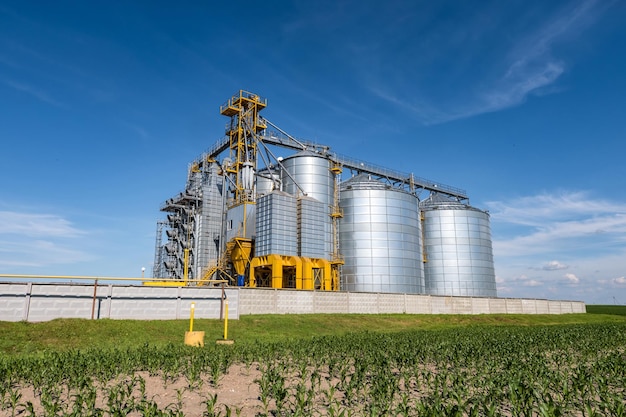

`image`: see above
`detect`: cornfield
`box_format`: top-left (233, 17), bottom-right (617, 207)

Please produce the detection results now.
top-left (1, 322), bottom-right (625, 416)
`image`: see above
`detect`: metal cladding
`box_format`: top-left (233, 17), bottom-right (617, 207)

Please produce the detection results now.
top-left (225, 203), bottom-right (256, 241)
top-left (339, 174), bottom-right (425, 294)
top-left (195, 163), bottom-right (224, 278)
top-left (298, 196), bottom-right (327, 259)
top-left (420, 194), bottom-right (497, 297)
top-left (255, 191), bottom-right (298, 257)
top-left (281, 151), bottom-right (333, 259)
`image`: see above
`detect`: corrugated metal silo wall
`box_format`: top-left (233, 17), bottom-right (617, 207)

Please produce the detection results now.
top-left (298, 196), bottom-right (326, 258)
top-left (421, 203), bottom-right (497, 297)
top-left (339, 177), bottom-right (425, 294)
top-left (255, 191), bottom-right (298, 257)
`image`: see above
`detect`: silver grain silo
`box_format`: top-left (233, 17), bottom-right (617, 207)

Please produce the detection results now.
top-left (256, 167), bottom-right (280, 197)
top-left (339, 174), bottom-right (425, 294)
top-left (281, 151), bottom-right (333, 260)
top-left (255, 191), bottom-right (298, 257)
top-left (420, 194), bottom-right (497, 297)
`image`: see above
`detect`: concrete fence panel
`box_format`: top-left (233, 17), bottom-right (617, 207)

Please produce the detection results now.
top-left (471, 298), bottom-right (490, 314)
top-left (488, 298), bottom-right (507, 314)
top-left (276, 290), bottom-right (314, 314)
top-left (505, 299), bottom-right (523, 314)
top-left (314, 291), bottom-right (349, 314)
top-left (348, 293), bottom-right (379, 314)
top-left (378, 293), bottom-right (405, 314)
top-left (0, 282), bottom-right (585, 322)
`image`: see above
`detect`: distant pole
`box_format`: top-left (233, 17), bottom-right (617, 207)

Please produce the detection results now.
top-left (220, 283), bottom-right (225, 320)
top-left (141, 267), bottom-right (145, 279)
top-left (91, 279), bottom-right (98, 320)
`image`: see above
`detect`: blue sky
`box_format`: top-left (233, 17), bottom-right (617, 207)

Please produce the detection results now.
top-left (1, 0), bottom-right (625, 304)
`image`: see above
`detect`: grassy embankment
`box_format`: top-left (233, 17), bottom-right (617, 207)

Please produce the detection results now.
top-left (1, 306), bottom-right (625, 357)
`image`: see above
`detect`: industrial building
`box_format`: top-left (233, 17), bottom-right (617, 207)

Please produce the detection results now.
top-left (151, 90), bottom-right (497, 298)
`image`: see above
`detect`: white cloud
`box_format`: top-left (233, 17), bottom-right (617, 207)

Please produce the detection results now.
top-left (563, 273), bottom-right (580, 284)
top-left (490, 191), bottom-right (626, 303)
top-left (488, 191), bottom-right (626, 257)
top-left (543, 260), bottom-right (568, 271)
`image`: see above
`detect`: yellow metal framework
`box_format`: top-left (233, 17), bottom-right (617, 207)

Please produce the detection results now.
top-left (249, 255), bottom-right (333, 290)
top-left (220, 90), bottom-right (267, 206)
top-left (329, 162), bottom-right (344, 291)
top-left (218, 91), bottom-right (266, 285)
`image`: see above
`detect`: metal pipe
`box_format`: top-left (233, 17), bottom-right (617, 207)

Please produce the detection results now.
top-left (264, 118), bottom-right (308, 150)
top-left (220, 283), bottom-right (225, 320)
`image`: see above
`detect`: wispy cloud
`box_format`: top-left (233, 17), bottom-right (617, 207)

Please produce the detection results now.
top-left (121, 121), bottom-right (151, 140)
top-left (0, 211), bottom-right (93, 269)
top-left (513, 274), bottom-right (544, 287)
top-left (487, 191), bottom-right (626, 257)
top-left (0, 211), bottom-right (85, 238)
top-left (0, 239), bottom-right (92, 268)
top-left (451, 0), bottom-right (608, 122)
top-left (367, 0), bottom-right (612, 124)
top-left (1, 78), bottom-right (64, 107)
top-left (487, 191), bottom-right (625, 225)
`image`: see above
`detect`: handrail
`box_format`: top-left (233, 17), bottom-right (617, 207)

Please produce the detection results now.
top-left (0, 274), bottom-right (228, 284)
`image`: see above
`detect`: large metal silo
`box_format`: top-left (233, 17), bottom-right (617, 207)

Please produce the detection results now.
top-left (256, 167), bottom-right (280, 197)
top-left (420, 194), bottom-right (497, 297)
top-left (281, 151), bottom-right (333, 260)
top-left (339, 175), bottom-right (425, 294)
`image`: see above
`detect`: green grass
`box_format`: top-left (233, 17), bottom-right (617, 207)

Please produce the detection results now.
top-left (1, 312), bottom-right (624, 357)
top-left (586, 304), bottom-right (626, 315)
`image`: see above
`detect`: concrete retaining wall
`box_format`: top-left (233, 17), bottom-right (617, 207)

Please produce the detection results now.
top-left (0, 282), bottom-right (585, 322)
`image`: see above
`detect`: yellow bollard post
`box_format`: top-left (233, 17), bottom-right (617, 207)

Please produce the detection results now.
top-left (189, 302), bottom-right (195, 332)
top-left (184, 302), bottom-right (204, 347)
top-left (216, 298), bottom-right (234, 345)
